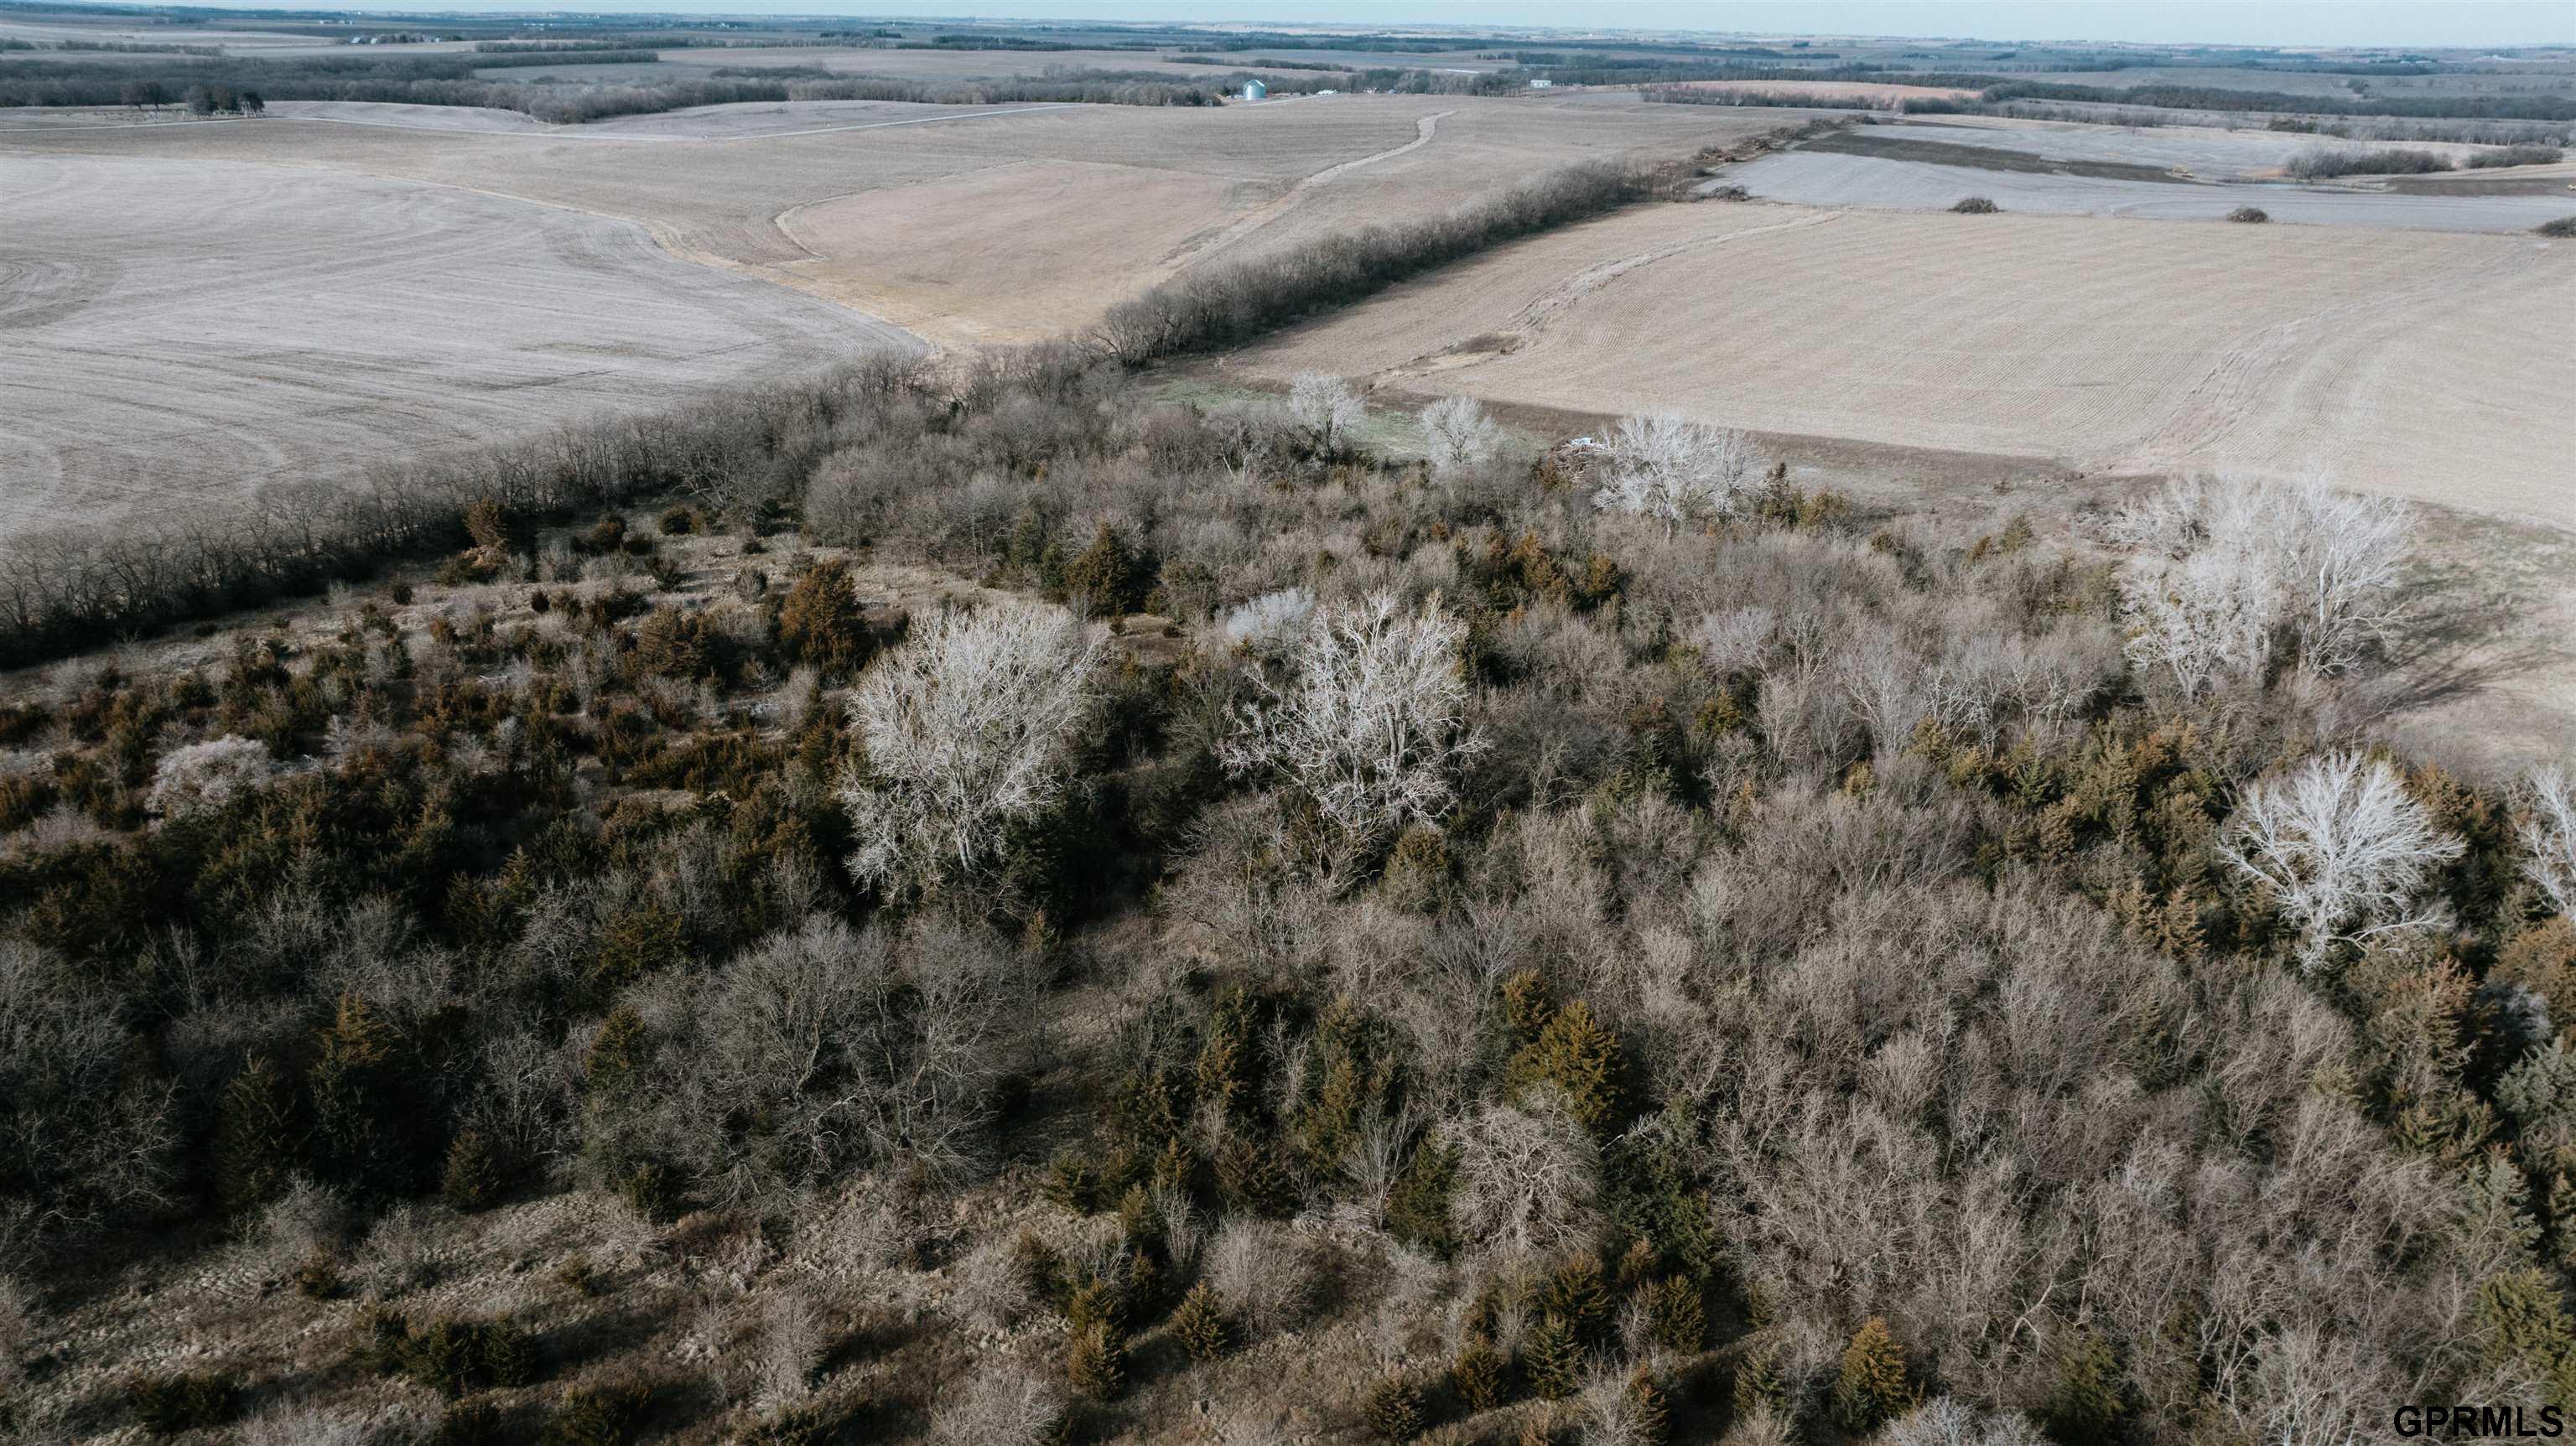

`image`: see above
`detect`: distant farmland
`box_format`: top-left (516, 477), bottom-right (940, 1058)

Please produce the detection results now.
top-left (0, 153), bottom-right (917, 536)
top-left (1241, 202), bottom-right (2576, 527)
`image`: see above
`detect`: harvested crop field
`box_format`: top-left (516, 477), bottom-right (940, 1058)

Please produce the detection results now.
top-left (0, 154), bottom-right (917, 537)
top-left (3, 94), bottom-right (1806, 345)
top-left (1237, 204), bottom-right (2576, 528)
top-left (1722, 148), bottom-right (2576, 231)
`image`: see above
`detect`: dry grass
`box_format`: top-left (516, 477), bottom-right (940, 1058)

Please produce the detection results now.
top-left (1238, 203), bottom-right (2576, 529)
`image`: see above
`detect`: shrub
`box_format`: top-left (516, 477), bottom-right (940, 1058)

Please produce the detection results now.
top-left (2537, 216), bottom-right (2576, 237)
top-left (2227, 205), bottom-right (2271, 223)
top-left (2467, 143), bottom-right (2563, 168)
top-left (129, 1371), bottom-right (243, 1433)
top-left (655, 504), bottom-right (698, 536)
top-left (541, 1375), bottom-right (657, 1446)
top-left (146, 734), bottom-right (271, 821)
top-left (1202, 1215), bottom-right (1317, 1337)
top-left (1950, 195), bottom-right (1999, 213)
top-left (368, 1309), bottom-right (543, 1396)
top-left (928, 1366), bottom-right (1065, 1446)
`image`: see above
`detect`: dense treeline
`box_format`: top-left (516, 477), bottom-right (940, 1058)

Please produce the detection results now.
top-left (0, 364), bottom-right (920, 670)
top-left (5, 346), bottom-right (2572, 1444)
top-left (1096, 162), bottom-right (1653, 362)
top-left (1981, 77), bottom-right (2576, 122)
top-left (782, 70), bottom-right (1227, 106)
top-left (0, 49), bottom-right (668, 111)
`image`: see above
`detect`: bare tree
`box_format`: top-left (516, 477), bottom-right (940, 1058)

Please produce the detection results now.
top-left (1591, 412), bottom-right (1763, 541)
top-left (1218, 587), bottom-right (1316, 655)
top-left (2113, 474), bottom-right (2412, 692)
top-left (2272, 479), bottom-right (2412, 675)
top-left (1288, 371), bottom-right (1366, 455)
top-left (0, 941), bottom-right (177, 1236)
top-left (659, 914), bottom-right (1033, 1199)
top-left (2120, 547), bottom-right (2277, 699)
top-left (840, 597), bottom-right (1100, 893)
top-left (1447, 1089), bottom-right (1601, 1263)
top-left (2520, 766), bottom-right (2576, 917)
top-left (1883, 1398), bottom-right (2051, 1446)
top-left (1218, 590), bottom-right (1487, 865)
top-left (2220, 752), bottom-right (2463, 971)
top-left (1419, 395), bottom-right (1501, 478)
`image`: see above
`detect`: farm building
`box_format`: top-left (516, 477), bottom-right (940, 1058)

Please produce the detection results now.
top-left (1241, 79), bottom-right (1267, 101)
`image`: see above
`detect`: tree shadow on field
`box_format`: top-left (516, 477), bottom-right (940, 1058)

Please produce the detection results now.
top-left (2350, 551), bottom-right (2561, 723)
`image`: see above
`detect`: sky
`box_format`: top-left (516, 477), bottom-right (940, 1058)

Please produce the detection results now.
top-left (246, 2), bottom-right (2576, 49)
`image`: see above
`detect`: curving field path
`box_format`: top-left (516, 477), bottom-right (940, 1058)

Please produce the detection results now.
top-left (0, 154), bottom-right (919, 537)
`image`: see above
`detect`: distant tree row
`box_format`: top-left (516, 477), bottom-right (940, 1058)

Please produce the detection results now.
top-left (117, 80), bottom-right (266, 116)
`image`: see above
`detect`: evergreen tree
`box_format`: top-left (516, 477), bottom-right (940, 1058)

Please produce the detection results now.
top-left (1833, 1317), bottom-right (1912, 1435)
top-left (1172, 1281), bottom-right (1233, 1362)
top-left (2040, 1325), bottom-right (2126, 1442)
top-left (2476, 1268), bottom-right (2576, 1410)
top-left (214, 1054), bottom-right (300, 1213)
top-left (1511, 998), bottom-right (1626, 1130)
top-left (1066, 1320), bottom-right (1127, 1401)
top-left (1363, 1372), bottom-right (1426, 1441)
top-left (1452, 1332), bottom-right (1508, 1412)
top-left (776, 559), bottom-right (870, 676)
top-left (1625, 1366), bottom-right (1670, 1445)
top-left (1540, 1255), bottom-right (1613, 1341)
top-left (1732, 1340), bottom-right (1788, 1423)
top-left (439, 1128), bottom-right (506, 1212)
top-left (1388, 1134), bottom-right (1459, 1259)
top-left (1525, 1311), bottom-right (1584, 1401)
top-left (1641, 1278), bottom-right (1707, 1355)
top-left (307, 993), bottom-right (408, 1195)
